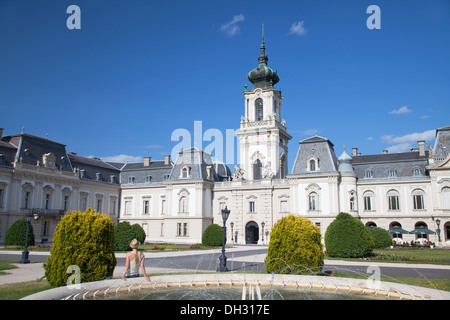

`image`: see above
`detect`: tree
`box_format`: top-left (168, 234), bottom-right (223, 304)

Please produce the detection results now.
top-left (114, 221), bottom-right (136, 251)
top-left (325, 212), bottom-right (375, 258)
top-left (131, 223), bottom-right (146, 244)
top-left (4, 218), bottom-right (35, 247)
top-left (202, 224), bottom-right (224, 246)
top-left (44, 208), bottom-right (116, 287)
top-left (265, 215), bottom-right (324, 275)
top-left (369, 227), bottom-right (393, 249)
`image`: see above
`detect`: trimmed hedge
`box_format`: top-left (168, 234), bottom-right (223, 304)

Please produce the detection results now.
top-left (369, 227), bottom-right (393, 249)
top-left (114, 221), bottom-right (136, 251)
top-left (4, 218), bottom-right (35, 247)
top-left (325, 212), bottom-right (375, 258)
top-left (43, 208), bottom-right (116, 287)
top-left (265, 215), bottom-right (324, 275)
top-left (202, 224), bottom-right (224, 246)
top-left (131, 223), bottom-right (146, 244)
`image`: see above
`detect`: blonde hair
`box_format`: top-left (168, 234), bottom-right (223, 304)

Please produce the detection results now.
top-left (130, 239), bottom-right (140, 265)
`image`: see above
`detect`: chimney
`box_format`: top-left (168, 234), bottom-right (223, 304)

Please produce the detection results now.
top-left (164, 155), bottom-right (171, 165)
top-left (352, 148), bottom-right (358, 156)
top-left (383, 150), bottom-right (388, 154)
top-left (0, 128), bottom-right (3, 139)
top-left (144, 157), bottom-right (151, 166)
top-left (418, 140), bottom-right (425, 156)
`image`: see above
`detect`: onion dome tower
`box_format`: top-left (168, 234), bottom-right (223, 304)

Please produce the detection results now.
top-left (246, 25), bottom-right (279, 90)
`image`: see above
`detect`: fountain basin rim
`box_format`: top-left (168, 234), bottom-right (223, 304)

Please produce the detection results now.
top-left (22, 273), bottom-right (450, 300)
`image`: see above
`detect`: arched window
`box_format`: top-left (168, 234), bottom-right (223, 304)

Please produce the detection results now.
top-left (363, 191), bottom-right (375, 211)
top-left (308, 192), bottom-right (318, 211)
top-left (253, 159), bottom-right (262, 180)
top-left (310, 159), bottom-right (316, 172)
top-left (179, 196), bottom-right (188, 213)
top-left (442, 187), bottom-right (450, 209)
top-left (387, 189), bottom-right (400, 210)
top-left (255, 98), bottom-right (263, 121)
top-left (350, 197), bottom-right (355, 211)
top-left (412, 189), bottom-right (425, 210)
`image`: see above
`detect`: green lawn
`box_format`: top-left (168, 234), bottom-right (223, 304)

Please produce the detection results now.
top-left (325, 248), bottom-right (450, 265)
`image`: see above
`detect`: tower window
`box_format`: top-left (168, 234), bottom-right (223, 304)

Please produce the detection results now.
top-left (310, 160), bottom-right (316, 172)
top-left (255, 98), bottom-right (263, 121)
top-left (253, 159), bottom-right (262, 180)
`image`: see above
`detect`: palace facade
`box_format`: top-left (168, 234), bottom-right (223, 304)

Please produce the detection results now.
top-left (1, 36), bottom-right (449, 247)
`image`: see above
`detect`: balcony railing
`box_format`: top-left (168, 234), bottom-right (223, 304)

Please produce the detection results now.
top-left (31, 208), bottom-right (65, 217)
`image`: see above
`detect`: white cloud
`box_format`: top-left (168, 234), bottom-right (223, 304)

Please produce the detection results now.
top-left (381, 129), bottom-right (436, 153)
top-left (101, 154), bottom-right (144, 163)
top-left (389, 105), bottom-right (412, 115)
top-left (288, 21), bottom-right (307, 36)
top-left (381, 129), bottom-right (435, 144)
top-left (220, 14), bottom-right (245, 37)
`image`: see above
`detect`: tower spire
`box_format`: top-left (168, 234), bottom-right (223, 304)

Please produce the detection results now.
top-left (261, 23), bottom-right (265, 56)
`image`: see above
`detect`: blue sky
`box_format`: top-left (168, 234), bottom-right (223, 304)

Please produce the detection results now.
top-left (1, 0), bottom-right (449, 168)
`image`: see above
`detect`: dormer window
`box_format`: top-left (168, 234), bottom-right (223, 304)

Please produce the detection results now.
top-left (307, 156), bottom-right (319, 172)
top-left (364, 169), bottom-right (373, 179)
top-left (310, 160), bottom-right (316, 171)
top-left (388, 169), bottom-right (397, 178)
top-left (180, 165), bottom-right (191, 179)
top-left (412, 167), bottom-right (421, 177)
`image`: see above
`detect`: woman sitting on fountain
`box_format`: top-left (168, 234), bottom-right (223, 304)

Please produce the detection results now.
top-left (121, 239), bottom-right (151, 282)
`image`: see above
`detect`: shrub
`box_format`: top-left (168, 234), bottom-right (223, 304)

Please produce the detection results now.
top-left (43, 208), bottom-right (116, 287)
top-left (369, 227), bottom-right (393, 249)
top-left (202, 224), bottom-right (224, 246)
top-left (265, 215), bottom-right (324, 275)
top-left (4, 218), bottom-right (35, 247)
top-left (114, 221), bottom-right (136, 251)
top-left (325, 212), bottom-right (375, 258)
top-left (131, 223), bottom-right (146, 244)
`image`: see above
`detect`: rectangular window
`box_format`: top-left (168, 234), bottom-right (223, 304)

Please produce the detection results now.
top-left (249, 201), bottom-right (255, 213)
top-left (24, 192), bottom-right (31, 209)
top-left (42, 221), bottom-right (49, 237)
top-left (96, 198), bottom-right (103, 212)
top-left (161, 199), bottom-right (166, 215)
top-left (177, 223), bottom-right (188, 237)
top-left (0, 189), bottom-right (4, 207)
top-left (364, 196), bottom-right (372, 211)
top-left (413, 195), bottom-right (424, 210)
top-left (125, 200), bottom-right (131, 215)
top-left (280, 200), bottom-right (288, 213)
top-left (45, 194), bottom-right (51, 210)
top-left (143, 200), bottom-right (149, 215)
top-left (389, 196), bottom-right (399, 210)
top-left (80, 196), bottom-right (87, 212)
top-left (63, 196), bottom-right (70, 211)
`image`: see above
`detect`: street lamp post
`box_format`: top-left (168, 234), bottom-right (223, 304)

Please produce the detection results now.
top-left (19, 214), bottom-right (32, 264)
top-left (218, 206), bottom-right (230, 272)
top-left (261, 221), bottom-right (265, 245)
top-left (436, 218), bottom-right (441, 246)
top-left (230, 222), bottom-right (234, 244)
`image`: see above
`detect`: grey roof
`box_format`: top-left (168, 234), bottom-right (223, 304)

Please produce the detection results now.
top-left (434, 126), bottom-right (450, 159)
top-left (291, 135), bottom-right (338, 175)
top-left (168, 147), bottom-right (217, 182)
top-left (68, 153), bottom-right (121, 184)
top-left (352, 151), bottom-right (429, 180)
top-left (120, 160), bottom-right (173, 185)
top-left (2, 133), bottom-right (73, 172)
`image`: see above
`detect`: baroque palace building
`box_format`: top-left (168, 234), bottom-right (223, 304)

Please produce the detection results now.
top-left (1, 36), bottom-right (450, 246)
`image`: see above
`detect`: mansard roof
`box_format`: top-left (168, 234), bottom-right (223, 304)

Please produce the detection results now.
top-left (291, 135), bottom-right (338, 175)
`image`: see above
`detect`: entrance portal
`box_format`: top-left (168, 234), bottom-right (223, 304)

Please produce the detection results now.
top-left (245, 221), bottom-right (259, 244)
